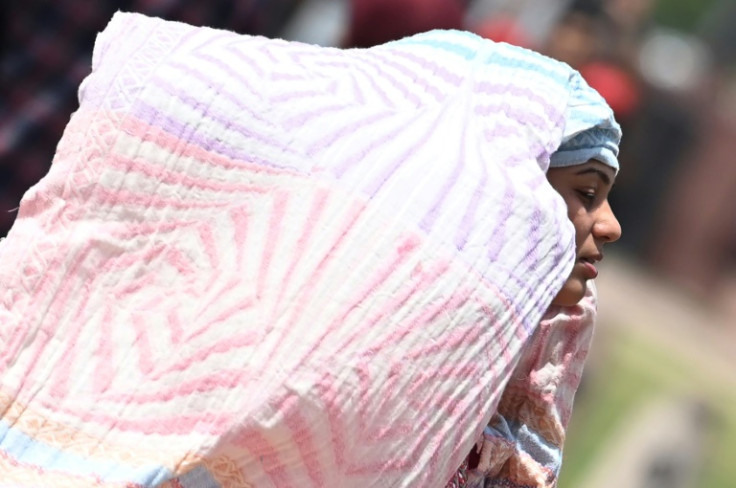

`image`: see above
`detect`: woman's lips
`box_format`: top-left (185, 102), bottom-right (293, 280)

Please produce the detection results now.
top-left (580, 259), bottom-right (599, 279)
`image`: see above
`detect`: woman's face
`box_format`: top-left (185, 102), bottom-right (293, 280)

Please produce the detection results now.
top-left (547, 160), bottom-right (621, 306)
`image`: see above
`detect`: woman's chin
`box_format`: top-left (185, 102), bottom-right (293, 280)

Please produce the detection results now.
top-left (551, 279), bottom-right (587, 307)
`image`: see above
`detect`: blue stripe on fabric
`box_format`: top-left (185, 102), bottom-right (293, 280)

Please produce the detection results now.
top-left (176, 465), bottom-right (222, 488)
top-left (391, 37), bottom-right (479, 61)
top-left (480, 53), bottom-right (569, 85)
top-left (395, 32), bottom-right (572, 85)
top-left (485, 417), bottom-right (563, 474)
top-left (0, 419), bottom-right (172, 486)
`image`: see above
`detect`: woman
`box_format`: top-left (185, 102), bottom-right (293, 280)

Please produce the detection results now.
top-left (444, 57), bottom-right (622, 484)
top-left (448, 156), bottom-right (621, 487)
top-left (0, 12), bottom-right (620, 487)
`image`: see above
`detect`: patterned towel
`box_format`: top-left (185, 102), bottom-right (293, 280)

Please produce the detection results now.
top-left (457, 284), bottom-right (598, 488)
top-left (0, 12), bottom-right (615, 487)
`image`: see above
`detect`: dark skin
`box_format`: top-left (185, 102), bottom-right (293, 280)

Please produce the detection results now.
top-left (547, 160), bottom-right (622, 306)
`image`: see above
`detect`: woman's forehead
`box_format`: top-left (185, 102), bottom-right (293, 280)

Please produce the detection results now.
top-left (548, 159), bottom-right (616, 183)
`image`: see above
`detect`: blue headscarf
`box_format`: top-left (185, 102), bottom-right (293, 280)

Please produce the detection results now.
top-left (550, 70), bottom-right (621, 173)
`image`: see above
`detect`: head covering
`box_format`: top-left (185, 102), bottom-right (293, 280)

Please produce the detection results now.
top-left (550, 67), bottom-right (622, 172)
top-left (0, 13), bottom-right (620, 487)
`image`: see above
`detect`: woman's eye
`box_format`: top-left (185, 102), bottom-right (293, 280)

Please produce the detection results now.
top-left (577, 190), bottom-right (596, 204)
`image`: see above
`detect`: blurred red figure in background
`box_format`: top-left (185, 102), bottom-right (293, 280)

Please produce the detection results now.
top-left (472, 14), bottom-right (532, 49)
top-left (343, 0), bottom-right (466, 48)
top-left (580, 61), bottom-right (641, 121)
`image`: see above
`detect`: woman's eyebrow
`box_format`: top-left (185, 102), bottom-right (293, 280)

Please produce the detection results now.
top-left (575, 167), bottom-right (612, 185)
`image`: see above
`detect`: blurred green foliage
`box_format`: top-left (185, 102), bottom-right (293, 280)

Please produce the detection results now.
top-left (653, 0), bottom-right (718, 32)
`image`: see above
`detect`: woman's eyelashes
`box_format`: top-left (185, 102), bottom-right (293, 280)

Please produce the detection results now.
top-left (576, 188), bottom-right (596, 207)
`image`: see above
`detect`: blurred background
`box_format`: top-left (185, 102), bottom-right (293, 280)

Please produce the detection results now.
top-left (1, 0), bottom-right (734, 486)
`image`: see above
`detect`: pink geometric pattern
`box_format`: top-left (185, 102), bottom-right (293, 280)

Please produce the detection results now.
top-left (0, 12), bottom-right (613, 487)
top-left (455, 284), bottom-right (598, 488)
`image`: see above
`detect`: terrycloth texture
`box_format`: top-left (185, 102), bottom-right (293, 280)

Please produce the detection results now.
top-left (0, 12), bottom-right (618, 488)
top-left (461, 284), bottom-right (598, 488)
top-left (549, 75), bottom-right (621, 172)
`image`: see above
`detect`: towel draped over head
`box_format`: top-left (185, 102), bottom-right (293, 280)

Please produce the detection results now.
top-left (0, 12), bottom-right (619, 487)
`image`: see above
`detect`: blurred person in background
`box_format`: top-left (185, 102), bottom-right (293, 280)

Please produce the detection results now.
top-left (468, 8), bottom-right (532, 49)
top-left (341, 0), bottom-right (467, 48)
top-left (649, 0), bottom-right (736, 314)
top-left (603, 0), bottom-right (657, 66)
top-left (542, 0), bottom-right (613, 71)
top-left (467, 0), bottom-right (576, 49)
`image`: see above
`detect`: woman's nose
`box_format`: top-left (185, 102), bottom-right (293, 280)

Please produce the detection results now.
top-left (593, 200), bottom-right (622, 243)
